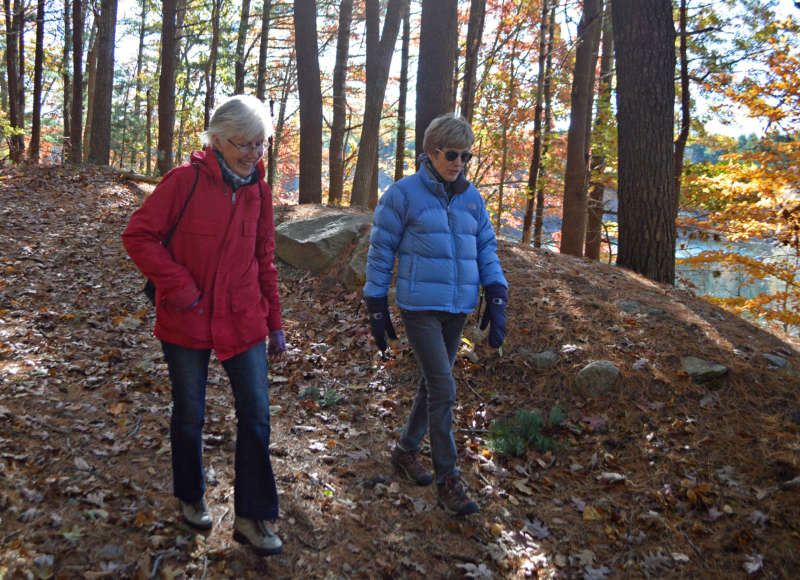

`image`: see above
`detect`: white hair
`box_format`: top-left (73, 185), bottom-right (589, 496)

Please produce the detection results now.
top-left (201, 95), bottom-right (274, 146)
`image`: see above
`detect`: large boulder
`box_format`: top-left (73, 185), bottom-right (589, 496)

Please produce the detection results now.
top-left (274, 213), bottom-right (373, 288)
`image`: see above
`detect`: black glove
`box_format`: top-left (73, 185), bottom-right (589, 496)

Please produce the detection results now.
top-left (480, 284), bottom-right (508, 348)
top-left (364, 295), bottom-right (397, 352)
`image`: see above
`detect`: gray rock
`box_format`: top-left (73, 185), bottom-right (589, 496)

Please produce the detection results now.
top-left (574, 360), bottom-right (621, 397)
top-left (342, 232), bottom-right (371, 289)
top-left (762, 353), bottom-right (790, 369)
top-left (617, 299), bottom-right (641, 314)
top-left (681, 356), bottom-right (728, 382)
top-left (518, 347), bottom-right (559, 369)
top-left (275, 213), bottom-right (372, 273)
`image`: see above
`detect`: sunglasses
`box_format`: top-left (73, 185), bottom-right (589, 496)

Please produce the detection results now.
top-left (227, 138), bottom-right (265, 154)
top-left (438, 149), bottom-right (473, 163)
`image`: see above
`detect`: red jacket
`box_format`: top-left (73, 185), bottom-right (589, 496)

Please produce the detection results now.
top-left (122, 148), bottom-right (281, 360)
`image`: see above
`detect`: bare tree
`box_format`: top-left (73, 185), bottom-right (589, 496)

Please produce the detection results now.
top-left (394, 0), bottom-right (410, 182)
top-left (69, 0), bottom-right (84, 163)
top-left (203, 0), bottom-right (221, 129)
top-left (62, 0), bottom-right (72, 157)
top-left (521, 0), bottom-right (550, 246)
top-left (4, 0), bottom-right (25, 163)
top-left (415, 0), bottom-right (459, 158)
top-left (157, 0), bottom-right (178, 175)
top-left (29, 0), bottom-right (46, 163)
top-left (612, 0), bottom-right (677, 283)
top-left (560, 0), bottom-right (602, 257)
top-left (350, 0), bottom-right (407, 207)
top-left (585, 2), bottom-right (613, 260)
top-left (328, 0), bottom-right (353, 205)
top-left (460, 0), bottom-right (485, 123)
top-left (234, 0), bottom-right (252, 94)
top-left (294, 0), bottom-right (323, 203)
top-left (256, 0), bottom-right (272, 100)
top-left (88, 0), bottom-right (118, 165)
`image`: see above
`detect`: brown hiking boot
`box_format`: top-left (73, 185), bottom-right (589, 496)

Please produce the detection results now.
top-left (437, 475), bottom-right (479, 516)
top-left (391, 445), bottom-right (433, 486)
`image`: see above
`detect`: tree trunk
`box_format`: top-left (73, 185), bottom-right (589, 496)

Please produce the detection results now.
top-left (4, 0), bottom-right (24, 163)
top-left (460, 0), bottom-right (485, 123)
top-left (534, 1), bottom-right (557, 248)
top-left (88, 0), bottom-right (118, 166)
top-left (29, 0), bottom-right (46, 163)
top-left (204, 0), bottom-right (221, 129)
top-left (270, 54), bottom-right (295, 190)
top-left (612, 0), bottom-right (677, 284)
top-left (70, 0), bottom-right (84, 163)
top-left (158, 0), bottom-right (178, 175)
top-left (585, 2), bottom-right (613, 260)
top-left (234, 0), bottom-right (252, 94)
top-left (294, 0), bottom-right (323, 204)
top-left (83, 20), bottom-right (98, 158)
top-left (415, 0), bottom-right (458, 158)
top-left (328, 0), bottom-right (353, 206)
top-left (394, 1), bottom-right (410, 182)
top-left (62, 0), bottom-right (71, 156)
top-left (674, 0), bottom-right (690, 200)
top-left (521, 0), bottom-right (549, 246)
top-left (130, 0), bottom-right (146, 170)
top-left (560, 0), bottom-right (602, 257)
top-left (350, 0), bottom-right (406, 208)
top-left (256, 0), bottom-right (272, 101)
top-left (146, 88), bottom-right (153, 174)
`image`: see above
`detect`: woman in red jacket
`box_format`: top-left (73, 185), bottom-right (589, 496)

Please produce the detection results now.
top-left (122, 95), bottom-right (284, 556)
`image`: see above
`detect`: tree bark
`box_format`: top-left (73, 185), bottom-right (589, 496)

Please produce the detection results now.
top-left (4, 0), bottom-right (25, 163)
top-left (83, 20), bottom-right (98, 158)
top-left (560, 0), bottom-right (602, 257)
top-left (256, 0), bottom-right (272, 101)
top-left (70, 0), bottom-right (84, 163)
top-left (521, 0), bottom-right (549, 246)
top-left (460, 0), bottom-right (485, 123)
top-left (88, 0), bottom-right (118, 166)
top-left (157, 0), bottom-right (178, 175)
top-left (394, 1), bottom-right (410, 182)
top-left (130, 0), bottom-right (146, 170)
top-left (29, 0), bottom-right (46, 163)
top-left (350, 0), bottom-right (406, 208)
top-left (203, 0), bottom-right (221, 129)
top-left (62, 0), bottom-right (72, 156)
top-left (613, 0), bottom-right (677, 284)
top-left (415, 0), bottom-right (458, 158)
top-left (534, 1), bottom-right (557, 248)
top-left (294, 0), bottom-right (323, 204)
top-left (328, 0), bottom-right (353, 206)
top-left (585, 2), bottom-right (613, 260)
top-left (674, 0), bottom-right (690, 200)
top-left (234, 0), bottom-right (252, 94)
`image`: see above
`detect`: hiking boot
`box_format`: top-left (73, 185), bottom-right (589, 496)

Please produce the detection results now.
top-left (180, 499), bottom-right (213, 530)
top-left (233, 517), bottom-right (283, 556)
top-left (437, 475), bottom-right (479, 516)
top-left (391, 445), bottom-right (433, 486)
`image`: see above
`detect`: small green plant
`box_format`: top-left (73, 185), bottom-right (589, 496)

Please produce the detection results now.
top-left (489, 406), bottom-right (566, 458)
top-left (320, 389), bottom-right (343, 408)
top-left (299, 386), bottom-right (321, 401)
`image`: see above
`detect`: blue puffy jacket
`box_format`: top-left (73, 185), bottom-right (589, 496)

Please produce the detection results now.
top-left (364, 162), bottom-right (507, 313)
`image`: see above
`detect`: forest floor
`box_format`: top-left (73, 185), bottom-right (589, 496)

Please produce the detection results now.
top-left (1, 165), bottom-right (799, 579)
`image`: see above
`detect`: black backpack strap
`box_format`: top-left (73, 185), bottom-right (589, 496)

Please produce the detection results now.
top-left (164, 163), bottom-right (200, 248)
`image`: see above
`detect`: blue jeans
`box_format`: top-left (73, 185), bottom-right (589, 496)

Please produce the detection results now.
top-left (398, 310), bottom-right (467, 483)
top-left (161, 341), bottom-right (278, 521)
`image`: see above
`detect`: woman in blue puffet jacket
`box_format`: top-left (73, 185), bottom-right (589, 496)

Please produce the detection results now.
top-left (364, 113), bottom-right (508, 516)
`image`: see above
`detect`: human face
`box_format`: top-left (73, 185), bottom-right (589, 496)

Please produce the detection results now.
top-left (430, 147), bottom-right (472, 182)
top-left (214, 134), bottom-right (265, 177)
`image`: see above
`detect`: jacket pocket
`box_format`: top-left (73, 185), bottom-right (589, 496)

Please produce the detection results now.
top-left (408, 255), bottom-right (418, 293)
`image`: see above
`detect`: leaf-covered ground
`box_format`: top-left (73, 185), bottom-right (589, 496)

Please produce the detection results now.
top-left (1, 166), bottom-right (799, 579)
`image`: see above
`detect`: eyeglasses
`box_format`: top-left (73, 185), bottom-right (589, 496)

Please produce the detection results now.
top-left (437, 149), bottom-right (473, 163)
top-left (227, 138), bottom-right (265, 154)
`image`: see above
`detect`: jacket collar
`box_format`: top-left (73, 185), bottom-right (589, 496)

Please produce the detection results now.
top-left (416, 153), bottom-right (470, 197)
top-left (190, 146), bottom-right (266, 186)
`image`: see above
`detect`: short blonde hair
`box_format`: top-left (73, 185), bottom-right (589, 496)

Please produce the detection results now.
top-left (422, 113), bottom-right (474, 154)
top-left (201, 95), bottom-right (274, 146)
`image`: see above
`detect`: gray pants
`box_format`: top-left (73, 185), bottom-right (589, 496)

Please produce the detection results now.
top-left (398, 309), bottom-right (467, 483)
